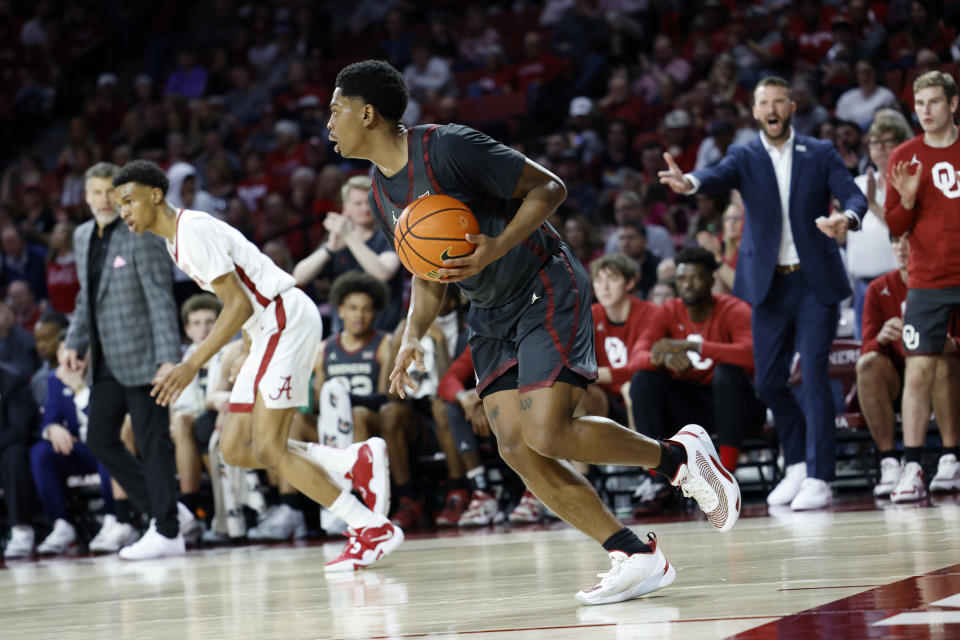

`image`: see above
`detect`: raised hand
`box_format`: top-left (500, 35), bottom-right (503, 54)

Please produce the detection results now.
top-left (888, 160), bottom-right (922, 209)
top-left (658, 152), bottom-right (693, 194)
top-left (388, 338), bottom-right (425, 399)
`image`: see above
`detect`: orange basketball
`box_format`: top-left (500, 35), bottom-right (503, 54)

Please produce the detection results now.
top-left (394, 194), bottom-right (479, 281)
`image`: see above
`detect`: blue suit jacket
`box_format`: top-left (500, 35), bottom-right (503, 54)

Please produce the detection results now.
top-left (691, 133), bottom-right (867, 306)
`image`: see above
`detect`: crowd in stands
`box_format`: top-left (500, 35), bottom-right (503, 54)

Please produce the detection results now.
top-left (3, 0), bottom-right (960, 554)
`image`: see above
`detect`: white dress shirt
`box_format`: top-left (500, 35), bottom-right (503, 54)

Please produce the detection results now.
top-left (848, 172), bottom-right (896, 279)
top-left (760, 128), bottom-right (800, 265)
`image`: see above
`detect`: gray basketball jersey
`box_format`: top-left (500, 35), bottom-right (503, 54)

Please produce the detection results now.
top-left (369, 124), bottom-right (563, 309)
top-left (323, 331), bottom-right (387, 397)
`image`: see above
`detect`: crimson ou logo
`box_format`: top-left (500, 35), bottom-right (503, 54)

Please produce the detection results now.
top-left (903, 324), bottom-right (920, 351)
top-left (932, 161), bottom-right (960, 199)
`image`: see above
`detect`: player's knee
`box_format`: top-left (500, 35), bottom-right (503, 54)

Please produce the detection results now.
top-left (520, 422), bottom-right (567, 459)
top-left (219, 427), bottom-right (246, 467)
top-left (935, 353), bottom-right (960, 382)
top-left (252, 438), bottom-right (283, 470)
top-left (171, 414), bottom-right (194, 441)
top-left (496, 429), bottom-right (530, 469)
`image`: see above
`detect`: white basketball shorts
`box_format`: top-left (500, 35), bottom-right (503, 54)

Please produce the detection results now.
top-left (229, 287), bottom-right (322, 412)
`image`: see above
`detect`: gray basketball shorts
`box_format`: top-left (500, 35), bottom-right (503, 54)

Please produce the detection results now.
top-left (468, 246), bottom-right (598, 397)
top-left (902, 287), bottom-right (960, 355)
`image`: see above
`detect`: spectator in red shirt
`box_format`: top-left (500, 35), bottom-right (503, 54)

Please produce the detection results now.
top-left (597, 73), bottom-right (647, 129)
top-left (581, 253), bottom-right (657, 428)
top-left (264, 119), bottom-right (306, 192)
top-left (628, 248), bottom-right (764, 478)
top-left (857, 234), bottom-right (960, 500)
top-left (236, 150), bottom-right (270, 215)
top-left (503, 31), bottom-right (564, 97)
top-left (45, 221), bottom-right (78, 315)
top-left (885, 71), bottom-right (960, 501)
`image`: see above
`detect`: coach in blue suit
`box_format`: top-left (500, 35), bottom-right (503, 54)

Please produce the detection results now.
top-left (660, 76), bottom-right (867, 511)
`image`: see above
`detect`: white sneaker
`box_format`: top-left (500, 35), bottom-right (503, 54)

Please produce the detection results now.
top-left (118, 521), bottom-right (185, 560)
top-left (324, 521), bottom-right (404, 572)
top-left (767, 461), bottom-right (807, 506)
top-left (929, 454), bottom-right (960, 493)
top-left (177, 502), bottom-right (203, 546)
top-left (37, 519), bottom-right (76, 555)
top-left (575, 534), bottom-right (676, 605)
top-left (666, 424), bottom-right (741, 531)
top-left (90, 515), bottom-right (140, 553)
top-left (457, 490), bottom-right (499, 527)
top-left (789, 478), bottom-right (832, 510)
top-left (4, 525), bottom-right (34, 559)
top-left (248, 503), bottom-right (307, 540)
top-left (873, 457), bottom-right (902, 497)
top-left (891, 461), bottom-right (928, 503)
top-left (507, 490), bottom-right (544, 524)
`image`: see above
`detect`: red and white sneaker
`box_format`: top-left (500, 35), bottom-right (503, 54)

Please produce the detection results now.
top-left (435, 489), bottom-right (470, 527)
top-left (666, 424), bottom-right (741, 532)
top-left (508, 490), bottom-right (544, 524)
top-left (346, 437), bottom-right (390, 516)
top-left (575, 534), bottom-right (676, 605)
top-left (891, 461), bottom-right (928, 503)
top-left (324, 522), bottom-right (404, 572)
top-left (457, 490), bottom-right (499, 527)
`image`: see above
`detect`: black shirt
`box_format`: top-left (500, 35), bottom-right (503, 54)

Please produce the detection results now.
top-left (88, 217), bottom-right (121, 374)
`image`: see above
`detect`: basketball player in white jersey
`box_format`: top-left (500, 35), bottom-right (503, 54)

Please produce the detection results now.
top-left (111, 160), bottom-right (401, 571)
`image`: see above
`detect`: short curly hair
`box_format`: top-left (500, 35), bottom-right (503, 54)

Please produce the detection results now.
top-left (330, 271), bottom-right (390, 312)
top-left (675, 247), bottom-right (720, 272)
top-left (335, 60), bottom-right (409, 124)
top-left (113, 159), bottom-right (169, 195)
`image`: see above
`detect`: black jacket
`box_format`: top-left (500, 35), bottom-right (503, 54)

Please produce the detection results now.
top-left (0, 362), bottom-right (39, 451)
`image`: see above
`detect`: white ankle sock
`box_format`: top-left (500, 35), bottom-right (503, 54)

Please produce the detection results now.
top-left (295, 440), bottom-right (355, 477)
top-left (330, 488), bottom-right (386, 530)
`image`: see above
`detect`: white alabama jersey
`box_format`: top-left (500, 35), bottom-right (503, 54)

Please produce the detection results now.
top-left (167, 208), bottom-right (296, 320)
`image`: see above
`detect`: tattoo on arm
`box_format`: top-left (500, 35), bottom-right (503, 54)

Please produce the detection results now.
top-left (520, 397), bottom-right (533, 411)
top-left (489, 405), bottom-right (500, 426)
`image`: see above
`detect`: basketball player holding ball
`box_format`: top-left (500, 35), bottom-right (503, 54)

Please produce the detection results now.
top-left (329, 60), bottom-right (741, 605)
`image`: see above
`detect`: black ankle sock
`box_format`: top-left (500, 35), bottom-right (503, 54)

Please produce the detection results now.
top-left (877, 449), bottom-right (898, 461)
top-left (944, 447), bottom-right (959, 459)
top-left (448, 477), bottom-right (469, 492)
top-left (904, 447), bottom-right (923, 464)
top-left (280, 493), bottom-right (300, 511)
top-left (602, 527), bottom-right (652, 555)
top-left (181, 492), bottom-right (199, 515)
top-left (114, 499), bottom-right (132, 524)
top-left (655, 441), bottom-right (686, 480)
top-left (395, 482), bottom-right (416, 500)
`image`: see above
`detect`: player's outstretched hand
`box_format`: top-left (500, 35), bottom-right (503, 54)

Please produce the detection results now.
top-left (888, 159), bottom-right (922, 207)
top-left (389, 338), bottom-right (425, 399)
top-left (437, 233), bottom-right (499, 282)
top-left (658, 152), bottom-right (693, 194)
top-left (815, 211), bottom-right (848, 238)
top-left (151, 361), bottom-right (198, 407)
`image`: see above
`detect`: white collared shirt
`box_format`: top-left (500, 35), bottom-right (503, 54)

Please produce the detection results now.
top-left (759, 127), bottom-right (800, 266)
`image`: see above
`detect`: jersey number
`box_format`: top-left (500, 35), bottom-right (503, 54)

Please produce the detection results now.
top-left (332, 375), bottom-right (374, 396)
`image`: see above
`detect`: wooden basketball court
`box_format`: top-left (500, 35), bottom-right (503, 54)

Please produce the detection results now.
top-left (2, 496), bottom-right (959, 639)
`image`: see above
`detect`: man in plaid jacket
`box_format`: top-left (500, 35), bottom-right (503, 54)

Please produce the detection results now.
top-left (64, 162), bottom-right (185, 559)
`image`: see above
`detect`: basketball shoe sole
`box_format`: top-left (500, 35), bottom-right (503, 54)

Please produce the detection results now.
top-left (324, 522), bottom-right (404, 572)
top-left (667, 424), bottom-right (741, 532)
